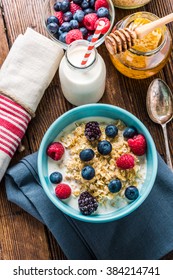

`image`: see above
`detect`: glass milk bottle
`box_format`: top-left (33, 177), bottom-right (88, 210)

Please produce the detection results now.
top-left (59, 40), bottom-right (106, 106)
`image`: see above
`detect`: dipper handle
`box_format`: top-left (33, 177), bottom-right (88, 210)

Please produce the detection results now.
top-left (135, 13), bottom-right (173, 39)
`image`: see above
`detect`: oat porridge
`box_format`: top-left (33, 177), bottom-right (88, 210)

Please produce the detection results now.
top-left (47, 117), bottom-right (147, 215)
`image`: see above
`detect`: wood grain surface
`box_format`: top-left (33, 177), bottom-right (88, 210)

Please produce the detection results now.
top-left (0, 0), bottom-right (172, 260)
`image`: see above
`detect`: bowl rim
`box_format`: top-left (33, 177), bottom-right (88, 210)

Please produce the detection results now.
top-left (42, 0), bottom-right (116, 50)
top-left (38, 104), bottom-right (158, 223)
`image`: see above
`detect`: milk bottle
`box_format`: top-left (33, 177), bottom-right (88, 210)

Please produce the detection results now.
top-left (59, 40), bottom-right (106, 106)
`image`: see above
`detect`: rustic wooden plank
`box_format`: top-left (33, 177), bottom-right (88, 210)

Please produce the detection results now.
top-left (0, 0), bottom-right (9, 65)
top-left (0, 201), bottom-right (51, 260)
top-left (1, 0), bottom-right (47, 46)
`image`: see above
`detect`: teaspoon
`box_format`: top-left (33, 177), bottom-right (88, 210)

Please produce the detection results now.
top-left (146, 78), bottom-right (173, 169)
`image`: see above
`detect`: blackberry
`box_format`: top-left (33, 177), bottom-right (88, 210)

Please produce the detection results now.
top-left (84, 121), bottom-right (101, 141)
top-left (78, 191), bottom-right (98, 215)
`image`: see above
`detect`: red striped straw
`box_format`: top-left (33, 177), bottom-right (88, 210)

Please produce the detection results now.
top-left (81, 20), bottom-right (105, 66)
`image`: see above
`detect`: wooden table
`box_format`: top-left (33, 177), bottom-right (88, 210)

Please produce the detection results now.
top-left (0, 0), bottom-right (173, 260)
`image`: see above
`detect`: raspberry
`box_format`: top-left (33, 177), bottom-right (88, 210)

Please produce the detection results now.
top-left (66, 29), bottom-right (83, 44)
top-left (83, 13), bottom-right (98, 31)
top-left (46, 142), bottom-right (65, 161)
top-left (95, 17), bottom-right (111, 34)
top-left (70, 3), bottom-right (82, 14)
top-left (84, 121), bottom-right (101, 141)
top-left (128, 134), bottom-right (147, 156)
top-left (55, 11), bottom-right (64, 25)
top-left (55, 183), bottom-right (71, 199)
top-left (116, 154), bottom-right (135, 170)
top-left (95, 0), bottom-right (109, 10)
top-left (78, 191), bottom-right (98, 215)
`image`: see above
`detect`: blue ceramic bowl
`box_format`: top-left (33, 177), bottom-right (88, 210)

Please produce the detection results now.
top-left (38, 104), bottom-right (158, 223)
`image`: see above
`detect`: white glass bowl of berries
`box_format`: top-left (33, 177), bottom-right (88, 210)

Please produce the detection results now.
top-left (43, 0), bottom-right (115, 49)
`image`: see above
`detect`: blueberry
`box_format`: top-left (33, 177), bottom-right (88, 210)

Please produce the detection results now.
top-left (70, 19), bottom-right (79, 29)
top-left (123, 127), bottom-right (138, 139)
top-left (97, 7), bottom-right (109, 18)
top-left (54, 2), bottom-right (62, 11)
top-left (81, 165), bottom-right (95, 180)
top-left (63, 11), bottom-right (73, 22)
top-left (89, 0), bottom-right (95, 8)
top-left (59, 22), bottom-right (71, 32)
top-left (81, 0), bottom-right (90, 9)
top-left (73, 10), bottom-right (85, 22)
top-left (73, 0), bottom-right (83, 4)
top-left (79, 27), bottom-right (88, 37)
top-left (105, 124), bottom-right (118, 138)
top-left (108, 179), bottom-right (122, 193)
top-left (50, 172), bottom-right (62, 184)
top-left (97, 140), bottom-right (112, 155)
top-left (59, 32), bottom-right (68, 43)
top-left (47, 16), bottom-right (59, 25)
top-left (80, 148), bottom-right (95, 161)
top-left (83, 8), bottom-right (94, 15)
top-left (125, 186), bottom-right (139, 200)
top-left (60, 1), bottom-right (70, 12)
top-left (87, 34), bottom-right (93, 42)
top-left (47, 22), bottom-right (59, 34)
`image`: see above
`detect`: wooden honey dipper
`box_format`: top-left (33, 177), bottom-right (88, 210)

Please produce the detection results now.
top-left (105, 13), bottom-right (173, 55)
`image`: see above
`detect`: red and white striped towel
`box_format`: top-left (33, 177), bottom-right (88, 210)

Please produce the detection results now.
top-left (0, 95), bottom-right (31, 181)
top-left (0, 28), bottom-right (63, 182)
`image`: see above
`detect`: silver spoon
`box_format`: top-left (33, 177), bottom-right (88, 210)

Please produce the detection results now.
top-left (146, 78), bottom-right (173, 169)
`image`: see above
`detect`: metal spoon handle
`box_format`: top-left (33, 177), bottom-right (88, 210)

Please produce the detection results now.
top-left (162, 123), bottom-right (173, 169)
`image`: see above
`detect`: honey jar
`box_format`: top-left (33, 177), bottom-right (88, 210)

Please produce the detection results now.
top-left (108, 12), bottom-right (172, 79)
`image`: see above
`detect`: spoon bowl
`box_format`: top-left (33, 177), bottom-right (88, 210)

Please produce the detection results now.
top-left (146, 78), bottom-right (173, 169)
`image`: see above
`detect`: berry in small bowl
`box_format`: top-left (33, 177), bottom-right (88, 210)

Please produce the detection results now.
top-left (43, 0), bottom-right (115, 49)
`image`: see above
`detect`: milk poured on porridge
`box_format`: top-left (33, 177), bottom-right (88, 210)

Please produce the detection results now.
top-left (47, 117), bottom-right (147, 215)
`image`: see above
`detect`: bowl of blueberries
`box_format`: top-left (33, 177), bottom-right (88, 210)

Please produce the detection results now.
top-left (43, 0), bottom-right (115, 49)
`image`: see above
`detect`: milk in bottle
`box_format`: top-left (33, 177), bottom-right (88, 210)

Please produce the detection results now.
top-left (59, 40), bottom-right (106, 106)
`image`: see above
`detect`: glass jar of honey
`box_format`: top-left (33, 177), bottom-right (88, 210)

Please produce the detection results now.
top-left (112, 0), bottom-right (152, 9)
top-left (108, 12), bottom-right (172, 79)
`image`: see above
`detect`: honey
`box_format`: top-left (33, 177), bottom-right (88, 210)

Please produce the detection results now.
top-left (109, 12), bottom-right (172, 79)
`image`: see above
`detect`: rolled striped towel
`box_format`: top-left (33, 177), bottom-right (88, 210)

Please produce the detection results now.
top-left (0, 28), bottom-right (63, 181)
top-left (0, 95), bottom-right (31, 181)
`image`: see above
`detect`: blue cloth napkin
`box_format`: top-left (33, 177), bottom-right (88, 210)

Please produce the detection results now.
top-left (5, 152), bottom-right (173, 260)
